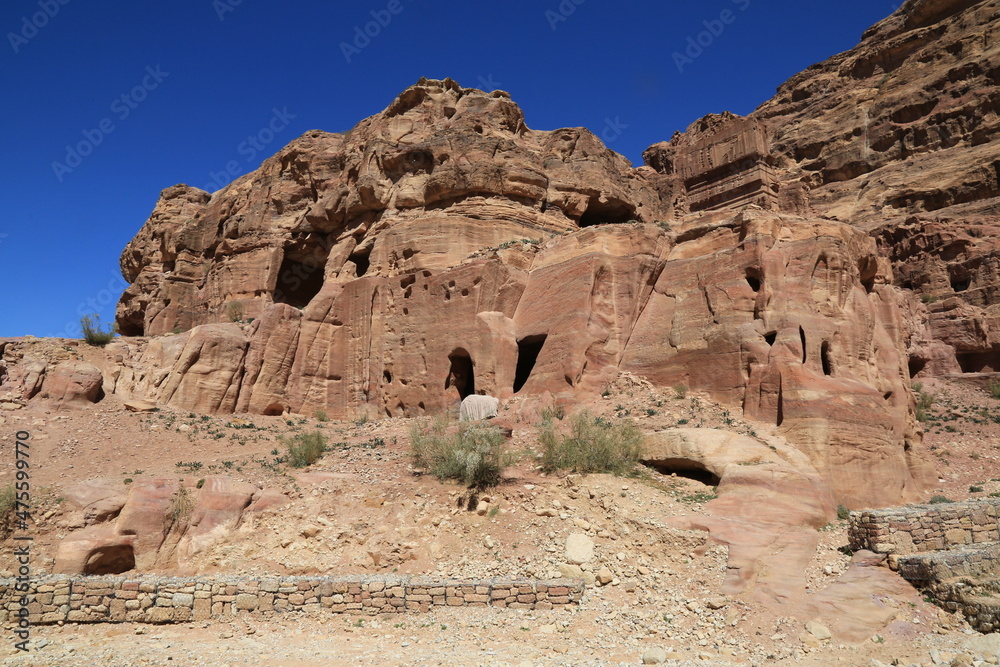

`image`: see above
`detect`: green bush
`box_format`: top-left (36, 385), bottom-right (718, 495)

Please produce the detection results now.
top-left (970, 485), bottom-right (984, 493)
top-left (989, 381), bottom-right (1000, 400)
top-left (282, 431), bottom-right (328, 468)
top-left (539, 411), bottom-right (643, 476)
top-left (80, 313), bottom-right (115, 346)
top-left (0, 483), bottom-right (15, 533)
top-left (410, 419), bottom-right (512, 489)
top-left (314, 409), bottom-right (328, 422)
top-left (837, 504), bottom-right (850, 520)
top-left (912, 382), bottom-right (935, 422)
top-left (929, 495), bottom-right (953, 504)
top-left (226, 301), bottom-right (245, 322)
top-left (673, 384), bottom-right (688, 399)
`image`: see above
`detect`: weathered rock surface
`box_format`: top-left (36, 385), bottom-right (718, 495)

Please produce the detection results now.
top-left (53, 476), bottom-right (282, 575)
top-left (102, 64), bottom-right (961, 506)
top-left (752, 0), bottom-right (1000, 222)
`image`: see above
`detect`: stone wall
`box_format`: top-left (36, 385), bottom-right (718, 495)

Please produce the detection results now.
top-left (0, 574), bottom-right (584, 626)
top-left (919, 577), bottom-right (1000, 634)
top-left (896, 542), bottom-right (1000, 587)
top-left (848, 499), bottom-right (1000, 633)
top-left (848, 498), bottom-right (1000, 555)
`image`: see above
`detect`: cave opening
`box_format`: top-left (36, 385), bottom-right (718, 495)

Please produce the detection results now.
top-left (274, 253), bottom-right (326, 309)
top-left (445, 349), bottom-right (475, 399)
top-left (514, 334), bottom-right (547, 393)
top-left (957, 351), bottom-right (1000, 373)
top-left (908, 356), bottom-right (927, 378)
top-left (821, 341), bottom-right (833, 376)
top-left (764, 332), bottom-right (777, 346)
top-left (641, 458), bottom-right (721, 487)
top-left (349, 248), bottom-right (371, 278)
top-left (578, 196), bottom-right (636, 227)
top-left (262, 402), bottom-right (285, 416)
top-left (800, 327), bottom-right (807, 364)
top-left (951, 277), bottom-right (971, 292)
top-left (84, 545), bottom-right (135, 575)
top-left (745, 268), bottom-right (762, 293)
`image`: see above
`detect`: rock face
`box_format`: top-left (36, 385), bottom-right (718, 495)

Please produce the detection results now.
top-left (109, 0), bottom-right (1000, 508)
top-left (0, 339), bottom-right (105, 408)
top-left (752, 0), bottom-right (1000, 222)
top-left (53, 476), bottom-right (277, 575)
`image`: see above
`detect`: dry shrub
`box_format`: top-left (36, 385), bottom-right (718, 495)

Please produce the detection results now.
top-left (539, 410), bottom-right (643, 475)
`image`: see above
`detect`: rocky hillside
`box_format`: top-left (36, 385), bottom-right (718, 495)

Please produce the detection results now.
top-left (7, 0), bottom-right (988, 510)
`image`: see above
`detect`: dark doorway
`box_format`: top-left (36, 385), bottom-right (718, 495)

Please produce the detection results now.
top-left (821, 341), bottom-right (833, 376)
top-left (84, 545), bottom-right (135, 575)
top-left (578, 196), bottom-right (636, 227)
top-left (514, 334), bottom-right (547, 393)
top-left (641, 459), bottom-right (721, 486)
top-left (446, 349), bottom-right (475, 399)
top-left (274, 255), bottom-right (325, 308)
top-left (349, 248), bottom-right (371, 277)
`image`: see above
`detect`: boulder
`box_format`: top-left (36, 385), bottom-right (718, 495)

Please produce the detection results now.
top-left (565, 533), bottom-right (594, 565)
top-left (459, 394), bottom-right (500, 421)
top-left (53, 526), bottom-right (136, 575)
top-left (39, 361), bottom-right (104, 404)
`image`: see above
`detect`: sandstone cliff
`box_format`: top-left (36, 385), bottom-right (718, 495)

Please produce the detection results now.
top-left (108, 1), bottom-right (1000, 507)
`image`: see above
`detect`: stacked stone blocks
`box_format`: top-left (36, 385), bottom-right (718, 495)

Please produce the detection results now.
top-left (0, 575), bottom-right (585, 626)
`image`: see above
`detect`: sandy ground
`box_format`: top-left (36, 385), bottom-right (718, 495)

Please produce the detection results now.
top-left (3, 359), bottom-right (1000, 665)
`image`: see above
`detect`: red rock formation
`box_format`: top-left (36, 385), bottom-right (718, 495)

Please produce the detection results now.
top-left (108, 0), bottom-right (1000, 508)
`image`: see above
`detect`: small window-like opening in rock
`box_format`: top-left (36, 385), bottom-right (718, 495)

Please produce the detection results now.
top-left (641, 458), bottom-right (721, 487)
top-left (821, 341), bottom-right (833, 376)
top-left (84, 544), bottom-right (135, 575)
top-left (275, 255), bottom-right (325, 308)
top-left (578, 196), bottom-right (636, 227)
top-left (445, 349), bottom-right (475, 399)
top-left (349, 248), bottom-right (371, 277)
top-left (800, 327), bottom-right (807, 364)
top-left (861, 276), bottom-right (875, 293)
top-left (764, 332), bottom-right (777, 346)
top-left (383, 370), bottom-right (392, 384)
top-left (884, 391), bottom-right (893, 400)
top-left (514, 335), bottom-right (547, 393)
top-left (745, 268), bottom-right (762, 293)
top-left (951, 277), bottom-right (970, 292)
top-left (908, 356), bottom-right (927, 378)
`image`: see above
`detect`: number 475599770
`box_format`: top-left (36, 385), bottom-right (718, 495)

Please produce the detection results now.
top-left (14, 437), bottom-right (30, 516)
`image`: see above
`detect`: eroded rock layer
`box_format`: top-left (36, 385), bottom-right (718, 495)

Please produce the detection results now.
top-left (112, 1), bottom-right (1000, 507)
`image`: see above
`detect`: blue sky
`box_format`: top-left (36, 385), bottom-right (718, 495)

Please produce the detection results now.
top-left (0, 0), bottom-right (898, 337)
